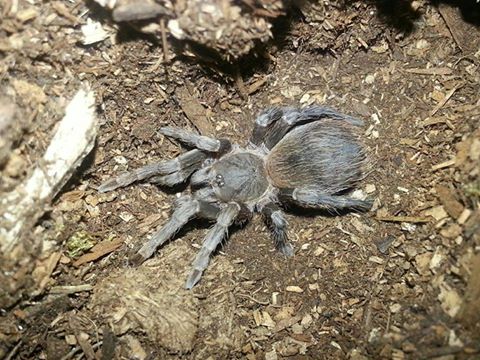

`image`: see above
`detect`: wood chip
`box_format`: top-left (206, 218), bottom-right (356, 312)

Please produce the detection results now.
top-left (369, 256), bottom-right (384, 264)
top-left (286, 286), bottom-right (303, 293)
top-left (52, 1), bottom-right (79, 24)
top-left (247, 76), bottom-right (268, 95)
top-left (438, 4), bottom-right (480, 53)
top-left (431, 158), bottom-right (456, 171)
top-left (75, 332), bottom-right (96, 360)
top-left (73, 238), bottom-right (123, 267)
top-left (457, 208), bottom-right (472, 225)
top-left (435, 185), bottom-right (464, 219)
top-left (176, 86), bottom-right (214, 136)
top-left (274, 315), bottom-right (302, 333)
top-left (404, 67), bottom-right (452, 76)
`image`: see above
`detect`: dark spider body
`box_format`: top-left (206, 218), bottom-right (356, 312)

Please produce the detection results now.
top-left (98, 106), bottom-right (372, 288)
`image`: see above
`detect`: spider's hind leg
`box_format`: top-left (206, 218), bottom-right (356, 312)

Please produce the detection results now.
top-left (250, 106), bottom-right (363, 150)
top-left (261, 203), bottom-right (294, 257)
top-left (280, 187), bottom-right (373, 213)
top-left (98, 149), bottom-right (207, 192)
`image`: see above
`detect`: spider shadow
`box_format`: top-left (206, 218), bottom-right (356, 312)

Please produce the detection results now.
top-left (126, 218), bottom-right (246, 264)
top-left (282, 203), bottom-right (364, 219)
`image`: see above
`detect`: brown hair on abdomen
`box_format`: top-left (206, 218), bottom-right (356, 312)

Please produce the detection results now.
top-left (265, 120), bottom-right (369, 194)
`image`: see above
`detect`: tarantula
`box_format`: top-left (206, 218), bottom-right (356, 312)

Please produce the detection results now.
top-left (98, 106), bottom-right (372, 289)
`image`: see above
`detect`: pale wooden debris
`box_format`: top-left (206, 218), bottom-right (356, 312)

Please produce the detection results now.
top-left (0, 87), bottom-right (97, 253)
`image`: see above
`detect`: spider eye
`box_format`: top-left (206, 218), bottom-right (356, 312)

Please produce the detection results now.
top-left (203, 158), bottom-right (214, 166)
top-left (215, 174), bottom-right (225, 187)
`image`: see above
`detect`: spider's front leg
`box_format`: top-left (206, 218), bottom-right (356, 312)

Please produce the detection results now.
top-left (279, 187), bottom-right (373, 213)
top-left (250, 106), bottom-right (363, 150)
top-left (260, 203), bottom-right (294, 257)
top-left (130, 195), bottom-right (221, 264)
top-left (160, 127), bottom-right (231, 153)
top-left (98, 149), bottom-right (207, 192)
top-left (185, 203), bottom-right (241, 289)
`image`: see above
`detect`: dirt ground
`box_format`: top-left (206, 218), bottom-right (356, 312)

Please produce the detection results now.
top-left (1, 0), bottom-right (480, 359)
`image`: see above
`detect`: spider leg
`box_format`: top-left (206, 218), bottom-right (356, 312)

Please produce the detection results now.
top-left (190, 166), bottom-right (212, 187)
top-left (250, 106), bottom-right (363, 150)
top-left (160, 127), bottom-right (231, 153)
top-left (185, 203), bottom-right (240, 289)
top-left (261, 203), bottom-right (293, 257)
top-left (149, 164), bottom-right (200, 187)
top-left (98, 149), bottom-right (207, 192)
top-left (280, 187), bottom-right (373, 212)
top-left (130, 195), bottom-right (221, 264)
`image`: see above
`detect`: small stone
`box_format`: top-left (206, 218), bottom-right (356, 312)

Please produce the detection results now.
top-left (389, 303), bottom-right (402, 313)
top-left (416, 39), bottom-right (430, 49)
top-left (365, 184), bottom-right (376, 194)
top-left (365, 75), bottom-right (375, 84)
top-left (65, 334), bottom-right (77, 345)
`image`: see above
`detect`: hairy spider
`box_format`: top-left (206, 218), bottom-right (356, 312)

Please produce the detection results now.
top-left (98, 106), bottom-right (372, 289)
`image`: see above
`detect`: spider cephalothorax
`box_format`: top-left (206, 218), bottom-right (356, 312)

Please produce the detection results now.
top-left (98, 106), bottom-right (372, 288)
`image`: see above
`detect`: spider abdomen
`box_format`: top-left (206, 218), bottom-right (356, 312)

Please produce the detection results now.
top-left (265, 120), bottom-right (368, 194)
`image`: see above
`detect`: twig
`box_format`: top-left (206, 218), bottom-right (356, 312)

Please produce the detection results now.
top-left (49, 284), bottom-right (93, 294)
top-left (160, 18), bottom-right (169, 63)
top-left (376, 216), bottom-right (430, 223)
top-left (431, 158), bottom-right (456, 171)
top-left (233, 66), bottom-right (248, 101)
top-left (5, 341), bottom-right (22, 360)
top-left (237, 293), bottom-right (270, 305)
top-left (430, 82), bottom-right (464, 116)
